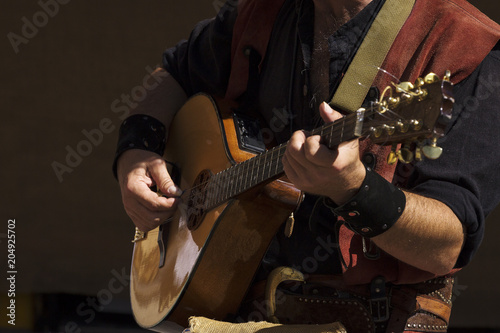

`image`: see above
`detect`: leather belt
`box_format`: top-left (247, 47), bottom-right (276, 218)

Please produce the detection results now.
top-left (238, 273), bottom-right (454, 333)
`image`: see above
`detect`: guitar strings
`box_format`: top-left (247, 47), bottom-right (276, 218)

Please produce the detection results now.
top-left (177, 103), bottom-right (404, 210)
top-left (193, 75), bottom-right (424, 207)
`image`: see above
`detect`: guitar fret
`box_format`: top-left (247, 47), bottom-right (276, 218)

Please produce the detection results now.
top-left (228, 167), bottom-right (235, 199)
top-left (222, 169), bottom-right (230, 202)
top-left (235, 165), bottom-right (242, 196)
top-left (253, 159), bottom-right (259, 186)
top-left (242, 160), bottom-right (248, 192)
top-left (210, 177), bottom-right (219, 209)
top-left (268, 149), bottom-right (274, 179)
top-left (254, 156), bottom-right (261, 185)
top-left (262, 152), bottom-right (269, 181)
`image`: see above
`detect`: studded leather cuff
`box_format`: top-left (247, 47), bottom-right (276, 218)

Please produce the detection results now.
top-left (324, 165), bottom-right (406, 238)
top-left (112, 114), bottom-right (167, 179)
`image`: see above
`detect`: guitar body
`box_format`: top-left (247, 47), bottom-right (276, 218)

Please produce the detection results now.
top-left (130, 75), bottom-right (453, 331)
top-left (130, 94), bottom-right (302, 331)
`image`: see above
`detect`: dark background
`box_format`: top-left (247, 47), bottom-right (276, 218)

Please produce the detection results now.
top-left (1, 1), bottom-right (499, 332)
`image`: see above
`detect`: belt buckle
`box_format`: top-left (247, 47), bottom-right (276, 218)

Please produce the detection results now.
top-left (369, 276), bottom-right (390, 323)
top-left (369, 295), bottom-right (390, 322)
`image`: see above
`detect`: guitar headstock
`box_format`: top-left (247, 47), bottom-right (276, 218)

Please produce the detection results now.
top-left (363, 71), bottom-right (454, 164)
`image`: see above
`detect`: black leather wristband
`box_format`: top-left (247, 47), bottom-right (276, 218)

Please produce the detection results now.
top-left (324, 165), bottom-right (406, 238)
top-left (112, 114), bottom-right (166, 179)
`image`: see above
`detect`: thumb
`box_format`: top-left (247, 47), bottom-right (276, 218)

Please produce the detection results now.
top-left (319, 102), bottom-right (343, 123)
top-left (148, 159), bottom-right (182, 197)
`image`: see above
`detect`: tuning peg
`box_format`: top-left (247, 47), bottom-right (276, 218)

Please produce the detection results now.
top-left (410, 119), bottom-right (423, 131)
top-left (422, 137), bottom-right (443, 160)
top-left (382, 124), bottom-right (396, 136)
top-left (370, 126), bottom-right (383, 138)
top-left (424, 73), bottom-right (440, 84)
top-left (443, 70), bottom-right (451, 82)
top-left (396, 121), bottom-right (409, 133)
top-left (415, 143), bottom-right (423, 162)
top-left (396, 81), bottom-right (415, 93)
top-left (397, 144), bottom-right (414, 164)
top-left (414, 77), bottom-right (425, 87)
top-left (387, 143), bottom-right (399, 165)
top-left (387, 96), bottom-right (400, 107)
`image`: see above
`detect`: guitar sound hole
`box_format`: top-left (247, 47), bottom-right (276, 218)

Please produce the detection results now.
top-left (186, 170), bottom-right (211, 230)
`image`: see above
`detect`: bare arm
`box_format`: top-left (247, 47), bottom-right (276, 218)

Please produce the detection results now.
top-left (126, 67), bottom-right (187, 130)
top-left (283, 102), bottom-right (464, 276)
top-left (116, 68), bottom-right (188, 232)
top-left (372, 191), bottom-right (464, 275)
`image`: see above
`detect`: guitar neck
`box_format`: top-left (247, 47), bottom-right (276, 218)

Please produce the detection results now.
top-left (205, 111), bottom-right (361, 209)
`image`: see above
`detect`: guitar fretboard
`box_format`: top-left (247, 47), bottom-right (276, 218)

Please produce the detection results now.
top-left (203, 113), bottom-right (359, 209)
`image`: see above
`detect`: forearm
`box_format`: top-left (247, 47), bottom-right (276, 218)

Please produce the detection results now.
top-left (116, 68), bottom-right (187, 231)
top-left (130, 67), bottom-right (188, 130)
top-left (372, 191), bottom-right (465, 276)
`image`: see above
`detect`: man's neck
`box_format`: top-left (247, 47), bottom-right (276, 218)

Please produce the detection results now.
top-left (313, 0), bottom-right (372, 23)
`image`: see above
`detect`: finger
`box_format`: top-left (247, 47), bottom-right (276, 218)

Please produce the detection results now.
top-left (303, 135), bottom-right (339, 166)
top-left (287, 130), bottom-right (308, 154)
top-left (123, 181), bottom-right (178, 232)
top-left (127, 204), bottom-right (173, 232)
top-left (281, 154), bottom-right (301, 185)
top-left (319, 102), bottom-right (344, 124)
top-left (285, 130), bottom-right (314, 170)
top-left (148, 158), bottom-right (182, 197)
top-left (127, 177), bottom-right (178, 212)
top-left (283, 146), bottom-right (312, 182)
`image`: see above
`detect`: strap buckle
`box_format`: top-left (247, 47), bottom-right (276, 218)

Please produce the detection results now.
top-left (369, 276), bottom-right (390, 323)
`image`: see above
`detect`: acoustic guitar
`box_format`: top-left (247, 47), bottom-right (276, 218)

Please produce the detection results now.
top-left (130, 73), bottom-right (454, 332)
